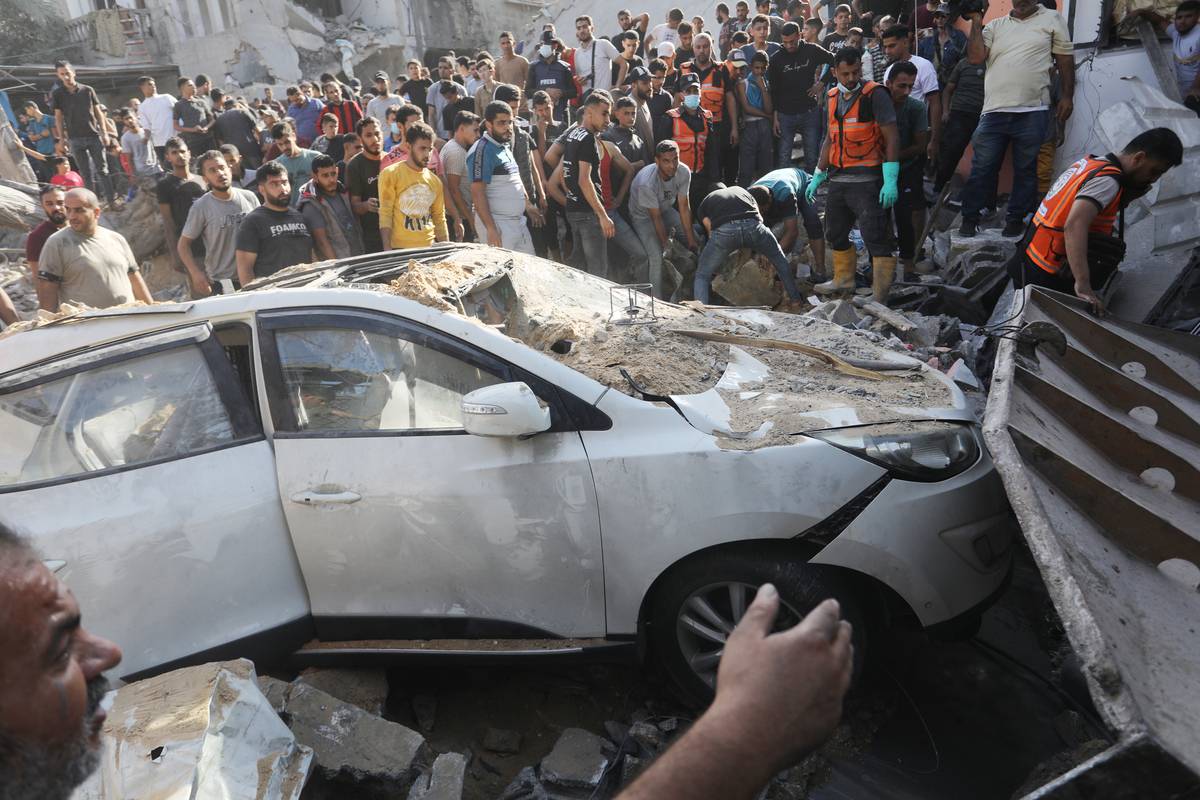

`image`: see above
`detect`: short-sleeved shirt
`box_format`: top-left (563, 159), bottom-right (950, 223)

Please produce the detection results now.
top-left (27, 115), bottom-right (56, 155)
top-left (234, 205), bottom-right (313, 277)
top-left (51, 172), bottom-right (85, 189)
top-left (121, 130), bottom-right (160, 176)
top-left (574, 37), bottom-right (622, 92)
top-left (698, 186), bottom-right (762, 229)
top-left (946, 60), bottom-right (987, 115)
top-left (1169, 22), bottom-right (1200, 97)
top-left (742, 41), bottom-right (782, 63)
top-left (399, 78), bottom-right (434, 113)
top-left (768, 44), bottom-right (834, 114)
top-left (36, 227), bottom-right (138, 308)
top-left (829, 85), bottom-right (898, 182)
top-left (884, 54), bottom-right (940, 102)
top-left (174, 97), bottom-right (215, 151)
top-left (273, 149), bottom-right (321, 204)
top-left (366, 93), bottom-right (402, 129)
top-left (753, 168), bottom-right (819, 235)
top-left (49, 83), bottom-right (102, 139)
top-left (650, 22), bottom-right (682, 48)
top-left (157, 173), bottom-right (207, 232)
top-left (439, 138), bottom-right (473, 217)
top-left (981, 6), bottom-right (1072, 114)
top-left (287, 97), bottom-right (326, 142)
top-left (466, 132), bottom-right (526, 218)
top-left (25, 220), bottom-right (62, 265)
top-left (345, 153), bottom-right (383, 251)
top-left (137, 92), bottom-right (177, 147)
top-left (894, 96), bottom-right (930, 169)
top-left (180, 189), bottom-right (260, 280)
top-left (630, 162), bottom-right (691, 223)
top-left (212, 109), bottom-right (261, 162)
top-left (562, 126), bottom-right (603, 214)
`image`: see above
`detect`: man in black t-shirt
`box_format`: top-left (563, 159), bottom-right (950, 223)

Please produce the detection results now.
top-left (346, 117), bottom-right (384, 253)
top-left (561, 92), bottom-right (616, 278)
top-left (235, 161), bottom-right (314, 282)
top-left (174, 77), bottom-right (216, 154)
top-left (156, 137), bottom-right (207, 271)
top-left (769, 22), bottom-right (833, 172)
top-left (212, 100), bottom-right (262, 168)
top-left (49, 60), bottom-right (116, 205)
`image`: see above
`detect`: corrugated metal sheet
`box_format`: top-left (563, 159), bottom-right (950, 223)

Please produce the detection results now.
top-left (983, 287), bottom-right (1200, 797)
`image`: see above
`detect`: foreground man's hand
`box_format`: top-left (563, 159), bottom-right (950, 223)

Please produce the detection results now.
top-left (618, 586), bottom-right (853, 800)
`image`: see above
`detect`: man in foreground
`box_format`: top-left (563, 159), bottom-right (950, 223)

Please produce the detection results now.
top-left (36, 189), bottom-right (153, 312)
top-left (378, 122), bottom-right (448, 249)
top-left (619, 585), bottom-right (852, 799)
top-left (1011, 128), bottom-right (1183, 315)
top-left (0, 523), bottom-right (124, 800)
top-left (235, 162), bottom-right (315, 284)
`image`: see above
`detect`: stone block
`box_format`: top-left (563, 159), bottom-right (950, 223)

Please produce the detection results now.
top-left (407, 752), bottom-right (467, 800)
top-left (294, 668), bottom-right (389, 716)
top-left (257, 674), bottom-right (291, 716)
top-left (285, 682), bottom-right (426, 793)
top-left (539, 728), bottom-right (612, 794)
top-left (498, 766), bottom-right (551, 800)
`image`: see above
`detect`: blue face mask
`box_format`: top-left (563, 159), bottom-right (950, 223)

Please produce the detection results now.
top-left (683, 94), bottom-right (701, 110)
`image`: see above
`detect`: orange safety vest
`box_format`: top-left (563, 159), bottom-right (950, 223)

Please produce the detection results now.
top-left (826, 82), bottom-right (885, 171)
top-left (668, 107), bottom-right (713, 173)
top-left (679, 61), bottom-right (730, 121)
top-left (1026, 155), bottom-right (1124, 276)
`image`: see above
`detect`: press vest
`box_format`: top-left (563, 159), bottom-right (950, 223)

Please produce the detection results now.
top-left (826, 82), bottom-right (885, 173)
top-left (1026, 155), bottom-right (1124, 276)
top-left (680, 62), bottom-right (730, 121)
top-left (668, 107), bottom-right (713, 173)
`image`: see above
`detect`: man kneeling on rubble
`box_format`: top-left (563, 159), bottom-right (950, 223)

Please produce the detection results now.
top-left (0, 524), bottom-right (122, 800)
top-left (1009, 127), bottom-right (1183, 315)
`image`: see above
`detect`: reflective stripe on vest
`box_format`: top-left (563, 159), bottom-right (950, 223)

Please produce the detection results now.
top-left (825, 82), bottom-right (884, 170)
top-left (669, 107), bottom-right (712, 173)
top-left (1025, 156), bottom-right (1124, 276)
top-left (680, 62), bottom-right (728, 120)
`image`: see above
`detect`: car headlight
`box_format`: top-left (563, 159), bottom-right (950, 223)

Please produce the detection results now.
top-left (807, 421), bottom-right (981, 482)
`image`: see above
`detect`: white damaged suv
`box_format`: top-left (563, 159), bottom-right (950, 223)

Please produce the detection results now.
top-left (0, 244), bottom-right (1013, 702)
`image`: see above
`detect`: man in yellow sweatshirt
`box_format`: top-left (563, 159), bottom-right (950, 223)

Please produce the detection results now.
top-left (378, 121), bottom-right (449, 248)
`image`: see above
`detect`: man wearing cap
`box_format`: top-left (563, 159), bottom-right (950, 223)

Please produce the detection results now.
top-left (624, 66), bottom-right (657, 148)
top-left (657, 41), bottom-right (680, 92)
top-left (668, 75), bottom-right (716, 209)
top-left (918, 4), bottom-right (968, 82)
top-left (527, 32), bottom-right (578, 122)
top-left (676, 33), bottom-right (739, 186)
top-left (366, 72), bottom-right (402, 130)
top-left (647, 59), bottom-right (676, 145)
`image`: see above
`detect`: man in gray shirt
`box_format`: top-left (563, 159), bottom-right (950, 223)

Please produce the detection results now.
top-left (629, 141), bottom-right (696, 296)
top-left (178, 150), bottom-right (260, 296)
top-left (36, 189), bottom-right (153, 311)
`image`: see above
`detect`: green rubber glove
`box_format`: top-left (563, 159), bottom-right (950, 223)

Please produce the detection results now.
top-left (879, 161), bottom-right (900, 209)
top-left (805, 169), bottom-right (827, 203)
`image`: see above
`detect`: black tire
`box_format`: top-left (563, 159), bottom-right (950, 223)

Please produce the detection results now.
top-left (648, 547), bottom-right (869, 708)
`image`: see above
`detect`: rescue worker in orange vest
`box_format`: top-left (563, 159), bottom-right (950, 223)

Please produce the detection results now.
top-left (1008, 127), bottom-right (1183, 316)
top-left (676, 33), bottom-right (740, 186)
top-left (668, 75), bottom-right (716, 209)
top-left (805, 47), bottom-right (901, 302)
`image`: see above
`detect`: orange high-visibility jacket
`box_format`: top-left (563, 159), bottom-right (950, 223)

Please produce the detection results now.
top-left (1026, 155), bottom-right (1124, 276)
top-left (826, 81), bottom-right (885, 172)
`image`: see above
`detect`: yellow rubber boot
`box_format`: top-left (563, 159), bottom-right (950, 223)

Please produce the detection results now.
top-left (815, 248), bottom-right (857, 295)
top-left (872, 256), bottom-right (897, 303)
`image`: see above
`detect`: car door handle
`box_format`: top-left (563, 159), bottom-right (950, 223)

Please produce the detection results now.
top-left (290, 489), bottom-right (362, 505)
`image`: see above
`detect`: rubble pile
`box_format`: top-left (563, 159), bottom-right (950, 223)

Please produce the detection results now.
top-left (0, 257), bottom-right (37, 318)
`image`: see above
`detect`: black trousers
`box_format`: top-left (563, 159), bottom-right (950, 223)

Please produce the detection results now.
top-left (825, 178), bottom-right (894, 257)
top-left (894, 160), bottom-right (925, 260)
top-left (935, 110), bottom-right (980, 192)
top-left (1005, 250), bottom-right (1118, 294)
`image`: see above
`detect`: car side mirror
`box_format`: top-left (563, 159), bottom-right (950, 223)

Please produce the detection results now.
top-left (461, 382), bottom-right (551, 437)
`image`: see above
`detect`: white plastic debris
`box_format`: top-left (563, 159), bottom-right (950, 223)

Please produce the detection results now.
top-left (73, 659), bottom-right (312, 800)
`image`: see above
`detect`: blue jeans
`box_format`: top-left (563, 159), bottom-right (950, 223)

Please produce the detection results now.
top-left (694, 218), bottom-right (801, 304)
top-left (69, 136), bottom-right (115, 202)
top-left (775, 109), bottom-right (822, 173)
top-left (739, 120), bottom-right (774, 187)
top-left (960, 110), bottom-right (1050, 224)
top-left (631, 207), bottom-right (685, 296)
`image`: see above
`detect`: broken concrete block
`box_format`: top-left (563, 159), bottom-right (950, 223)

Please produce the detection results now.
top-left (294, 668), bottom-right (389, 716)
top-left (286, 682), bottom-right (426, 793)
top-left (946, 358), bottom-right (982, 391)
top-left (407, 752), bottom-right (467, 800)
top-left (412, 693), bottom-right (438, 732)
top-left (483, 727), bottom-right (523, 754)
top-left (620, 754), bottom-right (647, 787)
top-left (809, 299), bottom-right (860, 327)
top-left (498, 766), bottom-right (551, 799)
top-left (539, 728), bottom-right (612, 794)
top-left (627, 720), bottom-right (663, 753)
top-left (74, 659), bottom-right (311, 800)
top-left (712, 253), bottom-right (783, 307)
top-left (258, 674), bottom-right (292, 715)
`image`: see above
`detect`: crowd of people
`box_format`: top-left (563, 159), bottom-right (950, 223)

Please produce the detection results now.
top-left (8, 0), bottom-right (1195, 318)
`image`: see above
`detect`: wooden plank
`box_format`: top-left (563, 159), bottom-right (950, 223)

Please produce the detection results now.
top-left (1135, 19), bottom-right (1183, 103)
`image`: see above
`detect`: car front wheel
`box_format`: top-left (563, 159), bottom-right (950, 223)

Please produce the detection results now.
top-left (649, 549), bottom-right (868, 706)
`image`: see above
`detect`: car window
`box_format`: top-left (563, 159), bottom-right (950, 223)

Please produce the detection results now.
top-left (273, 327), bottom-right (503, 433)
top-left (0, 345), bottom-right (238, 488)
